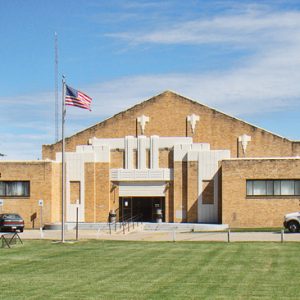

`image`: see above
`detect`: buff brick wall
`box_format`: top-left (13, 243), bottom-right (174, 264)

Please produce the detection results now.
top-left (159, 149), bottom-right (173, 169)
top-left (0, 161), bottom-right (57, 228)
top-left (95, 163), bottom-right (110, 222)
top-left (222, 159), bottom-right (300, 228)
top-left (173, 161), bottom-right (187, 222)
top-left (218, 167), bottom-right (222, 222)
top-left (110, 151), bottom-right (124, 169)
top-left (50, 162), bottom-right (61, 223)
top-left (187, 161), bottom-right (198, 222)
top-left (84, 163), bottom-right (95, 222)
top-left (84, 162), bottom-right (110, 223)
top-left (42, 91), bottom-right (294, 161)
top-left (166, 181), bottom-right (174, 222)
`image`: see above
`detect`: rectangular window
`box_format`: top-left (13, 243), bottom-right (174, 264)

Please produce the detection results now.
top-left (0, 182), bottom-right (5, 196)
top-left (246, 180), bottom-right (300, 196)
top-left (274, 181), bottom-right (281, 195)
top-left (253, 180), bottom-right (266, 196)
top-left (70, 181), bottom-right (80, 204)
top-left (281, 180), bottom-right (294, 195)
top-left (266, 181), bottom-right (274, 195)
top-left (295, 181), bottom-right (300, 195)
top-left (246, 181), bottom-right (253, 196)
top-left (0, 181), bottom-right (30, 197)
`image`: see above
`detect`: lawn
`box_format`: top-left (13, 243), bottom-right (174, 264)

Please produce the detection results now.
top-left (0, 240), bottom-right (299, 299)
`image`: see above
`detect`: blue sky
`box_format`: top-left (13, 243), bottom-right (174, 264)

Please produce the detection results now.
top-left (1, 0), bottom-right (300, 159)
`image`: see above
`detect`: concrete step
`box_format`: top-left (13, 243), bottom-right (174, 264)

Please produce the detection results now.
top-left (143, 222), bottom-right (228, 232)
top-left (66, 222), bottom-right (143, 232)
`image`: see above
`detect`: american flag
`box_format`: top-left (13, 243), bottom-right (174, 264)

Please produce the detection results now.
top-left (65, 85), bottom-right (92, 111)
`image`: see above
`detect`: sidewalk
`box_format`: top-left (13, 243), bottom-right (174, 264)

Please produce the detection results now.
top-left (19, 229), bottom-right (300, 242)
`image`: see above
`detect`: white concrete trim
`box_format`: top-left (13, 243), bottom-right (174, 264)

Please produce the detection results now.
top-left (150, 135), bottom-right (159, 169)
top-left (89, 137), bottom-right (125, 149)
top-left (239, 134), bottom-right (251, 154)
top-left (64, 152), bottom-right (95, 222)
top-left (197, 150), bottom-right (230, 223)
top-left (125, 136), bottom-right (135, 170)
top-left (187, 114), bottom-right (200, 133)
top-left (110, 168), bottom-right (173, 181)
top-left (118, 181), bottom-right (166, 197)
top-left (138, 136), bottom-right (147, 169)
top-left (174, 143), bottom-right (211, 161)
top-left (223, 157), bottom-right (300, 161)
top-left (137, 115), bottom-right (150, 135)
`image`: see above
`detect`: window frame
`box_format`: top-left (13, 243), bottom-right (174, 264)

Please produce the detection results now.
top-left (246, 179), bottom-right (300, 197)
top-left (0, 181), bottom-right (30, 197)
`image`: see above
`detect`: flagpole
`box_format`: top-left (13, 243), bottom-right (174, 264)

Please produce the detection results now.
top-left (61, 76), bottom-right (66, 243)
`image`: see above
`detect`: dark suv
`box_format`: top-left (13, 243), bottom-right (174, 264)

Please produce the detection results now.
top-left (0, 214), bottom-right (24, 232)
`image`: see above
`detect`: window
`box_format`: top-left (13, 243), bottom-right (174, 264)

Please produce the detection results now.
top-left (0, 181), bottom-right (30, 197)
top-left (246, 180), bottom-right (300, 196)
top-left (70, 181), bottom-right (80, 204)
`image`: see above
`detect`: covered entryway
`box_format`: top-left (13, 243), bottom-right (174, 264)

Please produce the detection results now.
top-left (119, 197), bottom-right (165, 222)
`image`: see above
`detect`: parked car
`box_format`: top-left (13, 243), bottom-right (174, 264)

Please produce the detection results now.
top-left (283, 212), bottom-right (300, 233)
top-left (0, 213), bottom-right (24, 232)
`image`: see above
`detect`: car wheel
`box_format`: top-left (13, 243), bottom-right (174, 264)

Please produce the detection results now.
top-left (288, 221), bottom-right (300, 233)
top-left (19, 228), bottom-right (24, 233)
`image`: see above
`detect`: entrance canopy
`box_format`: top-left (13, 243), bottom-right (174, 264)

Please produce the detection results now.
top-left (118, 182), bottom-right (167, 197)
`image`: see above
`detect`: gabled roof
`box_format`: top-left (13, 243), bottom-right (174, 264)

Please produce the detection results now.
top-left (45, 90), bottom-right (291, 146)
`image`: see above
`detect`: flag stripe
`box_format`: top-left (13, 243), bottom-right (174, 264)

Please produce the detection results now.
top-left (66, 102), bottom-right (90, 109)
top-left (65, 98), bottom-right (91, 106)
top-left (65, 98), bottom-right (89, 104)
top-left (78, 92), bottom-right (92, 102)
top-left (65, 100), bottom-right (90, 108)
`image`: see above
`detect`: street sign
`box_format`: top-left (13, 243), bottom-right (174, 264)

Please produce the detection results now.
top-left (38, 199), bottom-right (44, 207)
top-left (0, 199), bottom-right (3, 206)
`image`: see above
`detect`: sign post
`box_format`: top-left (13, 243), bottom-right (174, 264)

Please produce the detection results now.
top-left (76, 199), bottom-right (79, 241)
top-left (38, 200), bottom-right (44, 238)
top-left (0, 199), bottom-right (3, 213)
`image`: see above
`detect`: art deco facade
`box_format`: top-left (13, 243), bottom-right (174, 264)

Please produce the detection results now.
top-left (1, 91), bottom-right (300, 228)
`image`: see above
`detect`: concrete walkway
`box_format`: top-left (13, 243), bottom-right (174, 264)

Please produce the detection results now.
top-left (18, 229), bottom-right (300, 242)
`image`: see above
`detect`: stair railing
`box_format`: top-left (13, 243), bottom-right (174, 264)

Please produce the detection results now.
top-left (107, 214), bottom-right (143, 235)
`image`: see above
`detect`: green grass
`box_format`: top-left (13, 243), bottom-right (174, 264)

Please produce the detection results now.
top-left (1, 240), bottom-right (299, 299)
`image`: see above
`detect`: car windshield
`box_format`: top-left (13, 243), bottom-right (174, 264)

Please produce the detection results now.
top-left (0, 214), bottom-right (22, 220)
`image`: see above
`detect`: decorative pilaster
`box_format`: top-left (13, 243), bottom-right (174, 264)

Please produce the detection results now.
top-left (150, 135), bottom-right (159, 169)
top-left (125, 136), bottom-right (135, 169)
top-left (137, 135), bottom-right (147, 169)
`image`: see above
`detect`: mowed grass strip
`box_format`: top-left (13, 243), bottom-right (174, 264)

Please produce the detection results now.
top-left (0, 240), bottom-right (299, 299)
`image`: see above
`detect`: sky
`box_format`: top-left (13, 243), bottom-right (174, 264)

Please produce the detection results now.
top-left (1, 0), bottom-right (300, 160)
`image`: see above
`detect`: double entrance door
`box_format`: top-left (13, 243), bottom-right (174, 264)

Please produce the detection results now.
top-left (119, 197), bottom-right (165, 222)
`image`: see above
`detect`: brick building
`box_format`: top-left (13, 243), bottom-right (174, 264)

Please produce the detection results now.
top-left (1, 91), bottom-right (300, 228)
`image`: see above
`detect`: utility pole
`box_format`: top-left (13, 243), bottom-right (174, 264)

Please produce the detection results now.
top-left (54, 32), bottom-right (59, 142)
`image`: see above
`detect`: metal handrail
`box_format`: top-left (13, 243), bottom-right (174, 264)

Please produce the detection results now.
top-left (108, 214), bottom-right (143, 234)
top-left (121, 214), bottom-right (143, 234)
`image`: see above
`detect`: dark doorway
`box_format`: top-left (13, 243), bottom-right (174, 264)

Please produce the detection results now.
top-left (119, 197), bottom-right (165, 222)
